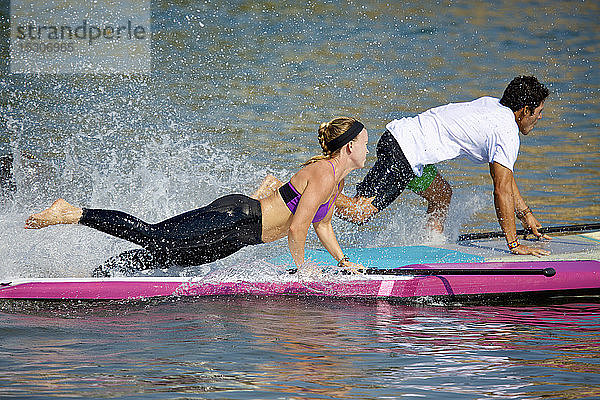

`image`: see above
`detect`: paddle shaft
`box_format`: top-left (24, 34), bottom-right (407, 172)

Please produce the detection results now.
top-left (458, 223), bottom-right (600, 242)
top-left (289, 267), bottom-right (556, 277)
top-left (347, 267), bottom-right (556, 277)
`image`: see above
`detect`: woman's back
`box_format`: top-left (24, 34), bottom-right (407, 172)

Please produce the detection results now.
top-left (259, 159), bottom-right (340, 243)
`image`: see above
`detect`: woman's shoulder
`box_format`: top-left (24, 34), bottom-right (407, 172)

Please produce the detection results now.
top-left (304, 159), bottom-right (336, 179)
top-left (293, 159), bottom-right (335, 188)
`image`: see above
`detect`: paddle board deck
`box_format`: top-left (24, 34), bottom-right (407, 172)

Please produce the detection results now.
top-left (274, 231), bottom-right (600, 268)
top-left (1, 231), bottom-right (599, 302)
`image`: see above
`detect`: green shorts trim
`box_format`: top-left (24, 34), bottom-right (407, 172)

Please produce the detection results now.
top-left (406, 164), bottom-right (437, 194)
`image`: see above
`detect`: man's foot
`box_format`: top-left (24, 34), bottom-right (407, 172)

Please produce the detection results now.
top-left (334, 193), bottom-right (378, 225)
top-left (25, 199), bottom-right (83, 229)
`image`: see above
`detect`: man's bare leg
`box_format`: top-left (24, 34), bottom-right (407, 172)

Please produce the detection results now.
top-left (251, 174), bottom-right (283, 200)
top-left (334, 193), bottom-right (379, 225)
top-left (418, 173), bottom-right (452, 233)
top-left (25, 199), bottom-right (83, 229)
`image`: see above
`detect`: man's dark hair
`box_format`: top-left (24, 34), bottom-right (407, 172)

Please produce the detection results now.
top-left (500, 76), bottom-right (550, 113)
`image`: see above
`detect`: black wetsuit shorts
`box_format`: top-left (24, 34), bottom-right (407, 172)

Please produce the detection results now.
top-left (355, 130), bottom-right (416, 210)
top-left (82, 194), bottom-right (263, 275)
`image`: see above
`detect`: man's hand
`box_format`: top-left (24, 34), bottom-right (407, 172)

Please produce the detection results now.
top-left (510, 242), bottom-right (550, 257)
top-left (520, 212), bottom-right (551, 240)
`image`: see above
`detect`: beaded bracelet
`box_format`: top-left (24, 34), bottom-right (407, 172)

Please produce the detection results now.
top-left (515, 207), bottom-right (532, 220)
top-left (337, 256), bottom-right (350, 268)
top-left (507, 239), bottom-right (520, 250)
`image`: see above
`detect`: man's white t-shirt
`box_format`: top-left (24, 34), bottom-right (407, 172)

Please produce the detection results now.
top-left (386, 97), bottom-right (520, 176)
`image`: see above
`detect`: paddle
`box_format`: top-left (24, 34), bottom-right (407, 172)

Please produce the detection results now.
top-left (342, 267), bottom-right (556, 277)
top-left (458, 222), bottom-right (600, 242)
top-left (289, 267), bottom-right (556, 277)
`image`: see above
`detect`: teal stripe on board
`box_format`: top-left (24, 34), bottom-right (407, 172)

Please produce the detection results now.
top-left (579, 234), bottom-right (600, 243)
top-left (271, 246), bottom-right (484, 269)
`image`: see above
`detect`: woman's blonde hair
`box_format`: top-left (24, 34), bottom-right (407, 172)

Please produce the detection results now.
top-left (303, 116), bottom-right (358, 166)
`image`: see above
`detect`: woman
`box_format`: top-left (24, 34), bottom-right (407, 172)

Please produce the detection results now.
top-left (25, 117), bottom-right (369, 276)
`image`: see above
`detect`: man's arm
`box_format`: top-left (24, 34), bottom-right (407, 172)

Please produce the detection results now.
top-left (489, 162), bottom-right (549, 256)
top-left (510, 174), bottom-right (550, 240)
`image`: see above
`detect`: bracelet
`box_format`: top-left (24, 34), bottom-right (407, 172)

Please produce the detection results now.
top-left (507, 239), bottom-right (520, 250)
top-left (515, 207), bottom-right (532, 220)
top-left (337, 256), bottom-right (349, 268)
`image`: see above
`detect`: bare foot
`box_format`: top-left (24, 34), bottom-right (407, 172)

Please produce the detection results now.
top-left (25, 199), bottom-right (83, 229)
top-left (251, 174), bottom-right (283, 200)
top-left (334, 193), bottom-right (378, 225)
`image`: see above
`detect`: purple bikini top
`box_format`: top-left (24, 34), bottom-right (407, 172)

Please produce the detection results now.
top-left (279, 160), bottom-right (341, 223)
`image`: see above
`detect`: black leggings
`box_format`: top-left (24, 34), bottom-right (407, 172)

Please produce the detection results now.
top-left (82, 194), bottom-right (263, 276)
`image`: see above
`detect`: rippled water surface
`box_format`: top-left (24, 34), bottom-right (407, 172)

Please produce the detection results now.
top-left (1, 299), bottom-right (600, 399)
top-left (0, 0), bottom-right (599, 398)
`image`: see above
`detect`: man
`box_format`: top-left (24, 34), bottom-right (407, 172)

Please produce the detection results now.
top-left (335, 76), bottom-right (550, 256)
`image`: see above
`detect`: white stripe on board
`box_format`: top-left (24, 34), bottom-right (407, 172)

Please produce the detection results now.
top-left (377, 280), bottom-right (395, 296)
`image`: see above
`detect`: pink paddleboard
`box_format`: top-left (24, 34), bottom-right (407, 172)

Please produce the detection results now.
top-left (1, 260), bottom-right (599, 301)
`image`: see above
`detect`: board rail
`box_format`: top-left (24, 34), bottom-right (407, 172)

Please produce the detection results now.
top-left (1, 260), bottom-right (598, 301)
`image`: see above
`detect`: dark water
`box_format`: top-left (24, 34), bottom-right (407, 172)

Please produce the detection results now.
top-left (1, 0), bottom-right (599, 398)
